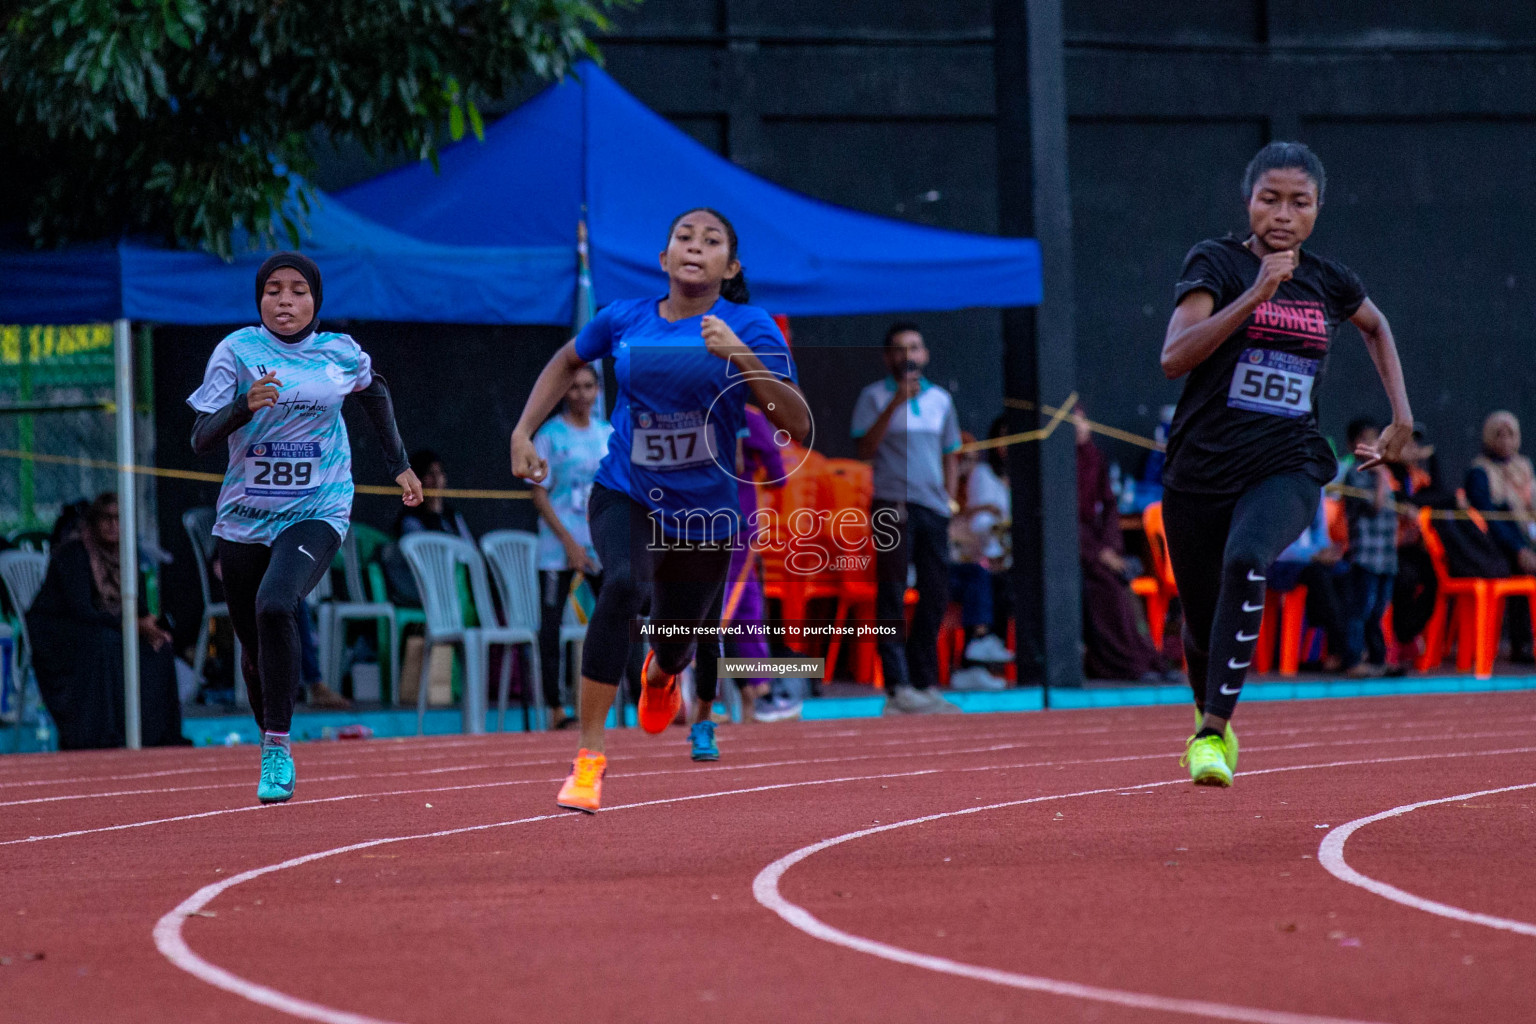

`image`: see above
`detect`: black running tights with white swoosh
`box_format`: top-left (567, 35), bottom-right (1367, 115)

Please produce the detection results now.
top-left (219, 520), bottom-right (341, 734)
top-left (1163, 474), bottom-right (1321, 720)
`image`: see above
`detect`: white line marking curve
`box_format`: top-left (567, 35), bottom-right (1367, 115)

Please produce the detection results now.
top-left (1317, 781), bottom-right (1536, 937)
top-left (151, 746), bottom-right (1536, 1024)
top-left (750, 750), bottom-right (1536, 1024)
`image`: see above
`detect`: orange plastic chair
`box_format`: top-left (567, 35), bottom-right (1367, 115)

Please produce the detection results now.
top-left (807, 459), bottom-right (877, 681)
top-left (759, 449), bottom-right (841, 653)
top-left (1130, 576), bottom-right (1166, 650)
top-left (1252, 586), bottom-right (1308, 676)
top-left (935, 602), bottom-right (965, 684)
top-left (1415, 507), bottom-right (1503, 678)
top-left (1137, 503), bottom-right (1177, 649)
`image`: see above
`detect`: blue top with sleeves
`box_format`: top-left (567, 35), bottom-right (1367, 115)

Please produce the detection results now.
top-left (574, 295), bottom-right (797, 542)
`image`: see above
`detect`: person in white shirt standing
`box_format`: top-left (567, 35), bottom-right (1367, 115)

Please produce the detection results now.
top-left (851, 323), bottom-right (963, 714)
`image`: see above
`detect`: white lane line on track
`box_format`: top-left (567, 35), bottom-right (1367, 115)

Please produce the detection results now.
top-left (0, 722), bottom-right (1092, 792)
top-left (13, 733), bottom-right (1536, 846)
top-left (0, 698), bottom-right (1501, 785)
top-left (13, 720), bottom-right (1533, 811)
top-left (3, 739), bottom-right (1146, 844)
top-left (1317, 783), bottom-right (1536, 937)
top-left (753, 751), bottom-right (1536, 1024)
top-left (151, 768), bottom-right (947, 1024)
top-left (153, 744), bottom-right (1536, 1024)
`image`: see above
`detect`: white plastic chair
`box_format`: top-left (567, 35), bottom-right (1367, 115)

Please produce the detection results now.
top-left (182, 507), bottom-right (243, 706)
top-left (399, 533), bottom-right (540, 735)
top-left (0, 550), bottom-right (48, 751)
top-left (320, 529), bottom-right (397, 703)
top-left (478, 531), bottom-right (549, 730)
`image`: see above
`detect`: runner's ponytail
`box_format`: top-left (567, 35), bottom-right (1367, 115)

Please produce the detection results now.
top-left (721, 267), bottom-right (750, 304)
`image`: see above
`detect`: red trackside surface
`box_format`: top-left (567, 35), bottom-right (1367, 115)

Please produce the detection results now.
top-left (1, 692), bottom-right (1533, 1023)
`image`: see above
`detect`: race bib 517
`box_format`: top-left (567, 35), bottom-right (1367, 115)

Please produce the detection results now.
top-left (1227, 349), bottom-right (1318, 419)
top-left (630, 408), bottom-right (714, 471)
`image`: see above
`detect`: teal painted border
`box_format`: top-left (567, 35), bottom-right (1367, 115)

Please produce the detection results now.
top-left (1044, 675), bottom-right (1536, 710)
top-left (89, 674), bottom-right (1536, 749)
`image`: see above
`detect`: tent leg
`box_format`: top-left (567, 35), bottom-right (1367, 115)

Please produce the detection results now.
top-left (115, 318), bottom-right (142, 751)
top-left (996, 0), bottom-right (1082, 701)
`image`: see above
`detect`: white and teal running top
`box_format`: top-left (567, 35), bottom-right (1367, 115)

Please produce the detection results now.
top-left (187, 325), bottom-right (374, 545)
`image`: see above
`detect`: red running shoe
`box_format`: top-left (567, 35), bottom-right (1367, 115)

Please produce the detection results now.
top-left (637, 650), bottom-right (682, 735)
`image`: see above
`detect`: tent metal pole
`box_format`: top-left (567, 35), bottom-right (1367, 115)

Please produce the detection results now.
top-left (114, 318), bottom-right (142, 750)
top-left (995, 0), bottom-right (1082, 705)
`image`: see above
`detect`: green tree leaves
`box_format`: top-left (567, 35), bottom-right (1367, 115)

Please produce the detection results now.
top-left (0, 0), bottom-right (625, 257)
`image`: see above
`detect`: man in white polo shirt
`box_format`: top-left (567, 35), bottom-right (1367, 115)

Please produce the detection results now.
top-left (851, 322), bottom-right (963, 713)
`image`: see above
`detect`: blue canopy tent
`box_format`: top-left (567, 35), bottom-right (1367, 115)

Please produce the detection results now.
top-left (0, 187), bottom-right (573, 326)
top-left (339, 62), bottom-right (1042, 315)
top-left (0, 188), bottom-right (571, 746)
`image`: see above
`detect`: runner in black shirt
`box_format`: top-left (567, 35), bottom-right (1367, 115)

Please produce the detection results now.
top-left (1160, 142), bottom-right (1414, 786)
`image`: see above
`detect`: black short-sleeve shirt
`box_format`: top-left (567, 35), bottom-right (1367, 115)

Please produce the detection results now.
top-left (1162, 235), bottom-right (1367, 496)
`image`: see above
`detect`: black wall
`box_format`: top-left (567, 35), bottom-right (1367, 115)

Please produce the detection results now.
top-left (592, 0), bottom-right (1536, 477)
top-left (158, 0), bottom-right (1536, 627)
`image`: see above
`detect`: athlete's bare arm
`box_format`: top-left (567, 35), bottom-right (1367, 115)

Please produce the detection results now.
top-left (1349, 298), bottom-right (1413, 469)
top-left (1161, 251), bottom-right (1297, 379)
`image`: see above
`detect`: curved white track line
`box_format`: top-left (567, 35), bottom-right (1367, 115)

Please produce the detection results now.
top-left (751, 750), bottom-right (1536, 1024)
top-left (153, 769), bottom-right (947, 1024)
top-left (152, 745), bottom-right (1536, 1024)
top-left (1317, 782), bottom-right (1536, 936)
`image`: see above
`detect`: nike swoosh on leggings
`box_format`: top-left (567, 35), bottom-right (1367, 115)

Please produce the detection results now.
top-left (1220, 682), bottom-right (1243, 694)
top-left (1242, 600), bottom-right (1264, 612)
top-left (1236, 630), bottom-right (1259, 642)
top-left (1226, 659), bottom-right (1250, 670)
top-left (1247, 570), bottom-right (1266, 582)
top-left (298, 545), bottom-right (314, 561)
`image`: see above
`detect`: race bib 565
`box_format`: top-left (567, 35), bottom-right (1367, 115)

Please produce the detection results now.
top-left (1227, 349), bottom-right (1318, 419)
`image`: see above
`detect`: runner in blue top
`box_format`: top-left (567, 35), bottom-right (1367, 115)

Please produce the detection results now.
top-left (511, 208), bottom-right (809, 813)
top-left (188, 252), bottom-right (422, 804)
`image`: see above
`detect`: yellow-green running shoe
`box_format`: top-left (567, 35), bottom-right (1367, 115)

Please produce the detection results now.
top-left (1193, 710), bottom-right (1239, 773)
top-left (1181, 734), bottom-right (1233, 787)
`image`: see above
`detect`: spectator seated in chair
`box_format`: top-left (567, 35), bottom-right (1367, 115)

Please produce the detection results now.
top-left (1267, 488), bottom-right (1351, 674)
top-left (1075, 405), bottom-right (1174, 683)
top-left (27, 493), bottom-right (187, 749)
top-left (1341, 419), bottom-right (1401, 677)
top-left (948, 421), bottom-right (1016, 690)
top-left (1464, 410), bottom-right (1536, 663)
top-left (1389, 423), bottom-right (1443, 663)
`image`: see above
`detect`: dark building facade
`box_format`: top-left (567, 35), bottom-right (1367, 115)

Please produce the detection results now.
top-left (591, 0), bottom-right (1536, 476)
top-left (153, 1), bottom-right (1536, 651)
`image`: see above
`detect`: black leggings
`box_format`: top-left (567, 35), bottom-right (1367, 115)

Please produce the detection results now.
top-left (218, 520), bottom-right (341, 734)
top-left (1163, 474), bottom-right (1320, 720)
top-left (580, 484), bottom-right (732, 692)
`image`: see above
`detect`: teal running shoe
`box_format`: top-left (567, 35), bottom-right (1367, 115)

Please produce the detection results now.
top-left (257, 745), bottom-right (296, 803)
top-left (1181, 734), bottom-right (1233, 787)
top-left (1193, 710), bottom-right (1239, 774)
top-left (689, 721), bottom-right (719, 762)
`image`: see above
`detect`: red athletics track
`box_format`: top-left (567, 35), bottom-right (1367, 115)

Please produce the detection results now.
top-left (2, 692), bottom-right (1534, 1023)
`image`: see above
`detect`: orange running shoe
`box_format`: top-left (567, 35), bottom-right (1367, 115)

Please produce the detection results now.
top-left (556, 749), bottom-right (607, 813)
top-left (637, 650), bottom-right (682, 735)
